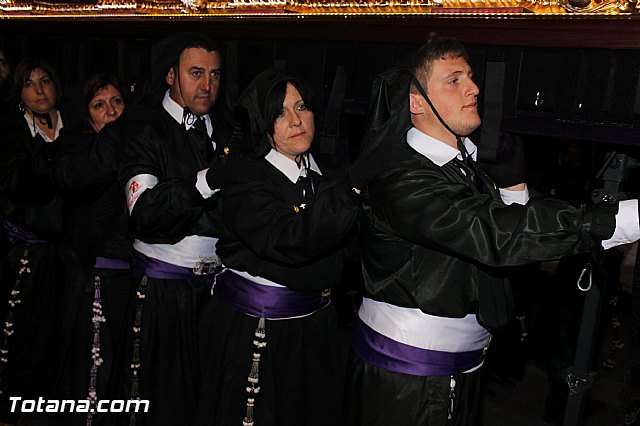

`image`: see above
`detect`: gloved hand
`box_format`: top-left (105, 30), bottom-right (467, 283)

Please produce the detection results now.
top-left (581, 202), bottom-right (618, 250)
top-left (206, 155), bottom-right (236, 190)
top-left (478, 131), bottom-right (526, 188)
top-left (204, 122), bottom-right (255, 190)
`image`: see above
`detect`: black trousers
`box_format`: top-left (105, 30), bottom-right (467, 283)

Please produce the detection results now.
top-left (345, 350), bottom-right (482, 426)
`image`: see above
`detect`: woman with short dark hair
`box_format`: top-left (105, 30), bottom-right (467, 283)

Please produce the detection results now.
top-left (196, 68), bottom-right (385, 426)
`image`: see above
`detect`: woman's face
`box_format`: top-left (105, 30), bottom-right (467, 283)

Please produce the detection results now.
top-left (271, 82), bottom-right (314, 161)
top-left (21, 68), bottom-right (57, 115)
top-left (88, 84), bottom-right (125, 133)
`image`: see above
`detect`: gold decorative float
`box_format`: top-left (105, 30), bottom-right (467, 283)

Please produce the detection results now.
top-left (0, 0), bottom-right (637, 17)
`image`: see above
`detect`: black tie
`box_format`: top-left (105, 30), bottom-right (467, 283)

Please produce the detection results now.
top-left (457, 139), bottom-right (475, 181)
top-left (297, 169), bottom-right (314, 204)
top-left (295, 155), bottom-right (314, 203)
top-left (454, 139), bottom-right (485, 195)
top-left (190, 117), bottom-right (214, 162)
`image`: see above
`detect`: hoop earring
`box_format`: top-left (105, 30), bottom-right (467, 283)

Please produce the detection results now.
top-left (18, 100), bottom-right (25, 112)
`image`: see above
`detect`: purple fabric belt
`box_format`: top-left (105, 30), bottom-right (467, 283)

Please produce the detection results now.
top-left (213, 271), bottom-right (330, 319)
top-left (131, 250), bottom-right (215, 280)
top-left (94, 256), bottom-right (131, 270)
top-left (352, 318), bottom-right (485, 377)
top-left (2, 219), bottom-right (46, 244)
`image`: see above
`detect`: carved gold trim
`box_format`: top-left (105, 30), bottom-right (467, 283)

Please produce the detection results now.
top-left (0, 0), bottom-right (637, 16)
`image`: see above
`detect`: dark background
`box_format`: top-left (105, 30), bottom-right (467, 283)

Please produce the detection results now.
top-left (3, 17), bottom-right (640, 152)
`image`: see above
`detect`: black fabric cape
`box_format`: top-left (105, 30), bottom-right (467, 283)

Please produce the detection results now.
top-left (217, 156), bottom-right (357, 291)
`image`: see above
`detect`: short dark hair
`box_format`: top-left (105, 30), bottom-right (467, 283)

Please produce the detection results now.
top-left (146, 33), bottom-right (221, 105)
top-left (411, 33), bottom-right (468, 93)
top-left (264, 78), bottom-right (314, 140)
top-left (173, 37), bottom-right (222, 73)
top-left (182, 38), bottom-right (221, 58)
top-left (14, 57), bottom-right (61, 101)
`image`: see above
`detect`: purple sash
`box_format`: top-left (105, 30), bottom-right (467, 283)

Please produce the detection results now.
top-left (213, 271), bottom-right (330, 319)
top-left (352, 318), bottom-right (485, 377)
top-left (95, 256), bottom-right (131, 270)
top-left (131, 250), bottom-right (213, 280)
top-left (2, 219), bottom-right (46, 244)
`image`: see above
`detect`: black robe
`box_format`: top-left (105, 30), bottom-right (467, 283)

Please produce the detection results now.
top-left (51, 130), bottom-right (135, 426)
top-left (113, 104), bottom-right (234, 426)
top-left (197, 153), bottom-right (358, 426)
top-left (348, 137), bottom-right (618, 426)
top-left (0, 110), bottom-right (78, 424)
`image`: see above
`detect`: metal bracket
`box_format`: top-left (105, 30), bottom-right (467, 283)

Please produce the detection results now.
top-left (564, 370), bottom-right (597, 395)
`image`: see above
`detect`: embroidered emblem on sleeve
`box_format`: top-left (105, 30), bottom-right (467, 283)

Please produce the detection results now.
top-left (125, 174), bottom-right (159, 213)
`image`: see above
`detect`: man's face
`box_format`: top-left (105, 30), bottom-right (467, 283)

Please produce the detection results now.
top-left (166, 47), bottom-right (221, 115)
top-left (413, 56), bottom-right (480, 143)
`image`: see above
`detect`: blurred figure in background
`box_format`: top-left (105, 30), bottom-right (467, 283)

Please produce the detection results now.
top-left (0, 57), bottom-right (80, 426)
top-left (52, 73), bottom-right (134, 426)
top-left (0, 49), bottom-right (11, 112)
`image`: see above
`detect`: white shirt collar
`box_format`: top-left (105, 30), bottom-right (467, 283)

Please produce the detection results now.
top-left (162, 89), bottom-right (212, 136)
top-left (265, 149), bottom-right (323, 184)
top-left (24, 110), bottom-right (63, 142)
top-left (406, 127), bottom-right (477, 167)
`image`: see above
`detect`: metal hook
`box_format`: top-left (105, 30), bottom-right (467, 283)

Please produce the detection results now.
top-left (576, 263), bottom-right (592, 292)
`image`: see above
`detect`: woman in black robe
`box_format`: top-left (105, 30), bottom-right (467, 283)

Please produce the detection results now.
top-left (196, 69), bottom-right (382, 426)
top-left (52, 73), bottom-right (135, 426)
top-left (0, 57), bottom-right (79, 426)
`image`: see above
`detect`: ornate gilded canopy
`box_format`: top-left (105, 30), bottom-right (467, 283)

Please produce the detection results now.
top-left (1, 0), bottom-right (637, 17)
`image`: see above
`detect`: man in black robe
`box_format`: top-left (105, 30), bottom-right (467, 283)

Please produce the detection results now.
top-left (346, 33), bottom-right (640, 426)
top-left (113, 33), bottom-right (235, 425)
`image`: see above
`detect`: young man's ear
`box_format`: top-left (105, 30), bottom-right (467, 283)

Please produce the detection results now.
top-left (165, 66), bottom-right (176, 86)
top-left (409, 92), bottom-right (425, 115)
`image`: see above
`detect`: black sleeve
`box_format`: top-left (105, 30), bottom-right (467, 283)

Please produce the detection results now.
top-left (116, 118), bottom-right (210, 243)
top-left (222, 173), bottom-right (358, 265)
top-left (372, 163), bottom-right (617, 267)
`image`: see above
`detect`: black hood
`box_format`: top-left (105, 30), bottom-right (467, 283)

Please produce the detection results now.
top-left (236, 68), bottom-right (313, 158)
top-left (361, 51), bottom-right (416, 159)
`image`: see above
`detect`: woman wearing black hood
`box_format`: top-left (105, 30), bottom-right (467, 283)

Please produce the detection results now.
top-left (196, 69), bottom-right (384, 426)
